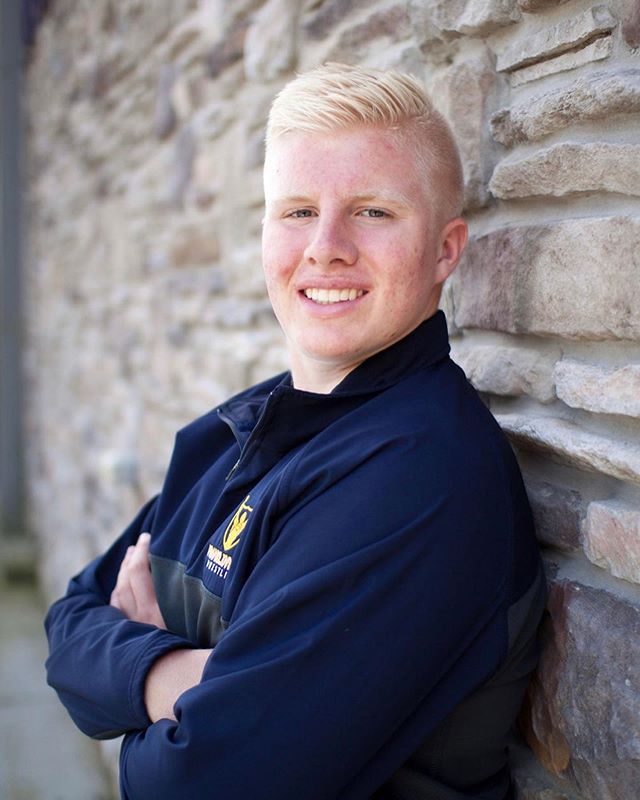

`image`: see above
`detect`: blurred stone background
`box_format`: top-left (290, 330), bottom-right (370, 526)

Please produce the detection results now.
top-left (3, 0), bottom-right (640, 797)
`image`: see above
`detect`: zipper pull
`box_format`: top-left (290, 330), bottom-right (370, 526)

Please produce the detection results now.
top-left (226, 459), bottom-right (240, 481)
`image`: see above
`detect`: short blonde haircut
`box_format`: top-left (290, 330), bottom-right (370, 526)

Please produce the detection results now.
top-left (265, 62), bottom-right (464, 221)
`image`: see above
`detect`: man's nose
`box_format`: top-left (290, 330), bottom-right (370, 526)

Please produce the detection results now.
top-left (303, 215), bottom-right (358, 267)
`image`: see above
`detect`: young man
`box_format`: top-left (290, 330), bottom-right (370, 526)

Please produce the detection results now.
top-left (46, 63), bottom-right (545, 800)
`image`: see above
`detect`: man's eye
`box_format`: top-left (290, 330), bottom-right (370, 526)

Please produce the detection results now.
top-left (359, 208), bottom-right (387, 218)
top-left (286, 209), bottom-right (314, 218)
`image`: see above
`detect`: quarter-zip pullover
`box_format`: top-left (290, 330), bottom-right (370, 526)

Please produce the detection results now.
top-left (45, 311), bottom-right (545, 800)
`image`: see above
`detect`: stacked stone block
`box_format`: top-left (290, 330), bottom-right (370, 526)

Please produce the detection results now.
top-left (24, 1), bottom-right (640, 797)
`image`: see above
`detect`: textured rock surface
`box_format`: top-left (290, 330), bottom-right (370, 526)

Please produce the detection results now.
top-left (496, 414), bottom-right (640, 485)
top-left (555, 360), bottom-right (640, 418)
top-left (451, 342), bottom-right (556, 402)
top-left (431, 49), bottom-right (499, 209)
top-left (244, 0), bottom-right (298, 81)
top-left (525, 478), bottom-right (584, 551)
top-left (452, 0), bottom-right (521, 36)
top-left (509, 36), bottom-right (613, 87)
top-left (491, 69), bottom-right (640, 146)
top-left (453, 217), bottom-right (640, 340)
top-left (583, 500), bottom-right (640, 584)
top-left (496, 5), bottom-right (618, 72)
top-left (490, 142), bottom-right (640, 199)
top-left (517, 0), bottom-right (571, 11)
top-left (523, 575), bottom-right (640, 798)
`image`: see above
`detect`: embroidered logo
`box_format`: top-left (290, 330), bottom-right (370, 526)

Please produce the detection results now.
top-left (205, 495), bottom-right (253, 581)
top-left (222, 495), bottom-right (253, 551)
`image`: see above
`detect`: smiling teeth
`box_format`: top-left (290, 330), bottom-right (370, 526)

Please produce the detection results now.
top-left (303, 288), bottom-right (365, 304)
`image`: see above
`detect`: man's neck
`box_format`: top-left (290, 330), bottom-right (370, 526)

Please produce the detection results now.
top-left (289, 357), bottom-right (358, 395)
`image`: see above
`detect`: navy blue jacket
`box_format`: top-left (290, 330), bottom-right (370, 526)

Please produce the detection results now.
top-left (45, 312), bottom-right (544, 799)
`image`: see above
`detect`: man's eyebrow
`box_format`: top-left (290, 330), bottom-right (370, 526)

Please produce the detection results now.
top-left (270, 191), bottom-right (413, 206)
top-left (351, 192), bottom-right (413, 207)
top-left (270, 195), bottom-right (314, 205)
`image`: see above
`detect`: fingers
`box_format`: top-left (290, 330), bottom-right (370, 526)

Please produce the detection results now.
top-left (128, 534), bottom-right (166, 629)
top-left (110, 546), bottom-right (137, 615)
top-left (109, 534), bottom-right (166, 629)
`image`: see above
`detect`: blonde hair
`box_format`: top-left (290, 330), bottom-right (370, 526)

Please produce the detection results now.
top-left (265, 63), bottom-right (464, 220)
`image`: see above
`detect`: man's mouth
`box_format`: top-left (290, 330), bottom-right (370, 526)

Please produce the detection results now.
top-left (302, 288), bottom-right (366, 304)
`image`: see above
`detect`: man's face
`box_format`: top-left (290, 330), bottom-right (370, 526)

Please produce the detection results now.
top-left (262, 125), bottom-right (464, 392)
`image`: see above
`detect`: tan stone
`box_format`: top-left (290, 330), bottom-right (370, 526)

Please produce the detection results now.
top-left (509, 36), bottom-right (613, 87)
top-left (452, 217), bottom-right (640, 340)
top-left (491, 69), bottom-right (640, 146)
top-left (496, 5), bottom-right (618, 72)
top-left (168, 224), bottom-right (220, 267)
top-left (244, 0), bottom-right (298, 82)
top-left (583, 499), bottom-right (640, 584)
top-left (554, 360), bottom-right (640, 418)
top-left (495, 413), bottom-right (640, 485)
top-left (489, 143), bottom-right (640, 199)
top-left (450, 343), bottom-right (556, 402)
top-left (431, 49), bottom-right (499, 210)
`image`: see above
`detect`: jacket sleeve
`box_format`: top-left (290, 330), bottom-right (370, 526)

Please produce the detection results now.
top-left (44, 496), bottom-right (194, 739)
top-left (119, 439), bottom-right (519, 799)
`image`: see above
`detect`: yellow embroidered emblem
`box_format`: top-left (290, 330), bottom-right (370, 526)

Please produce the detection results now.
top-left (222, 495), bottom-right (253, 551)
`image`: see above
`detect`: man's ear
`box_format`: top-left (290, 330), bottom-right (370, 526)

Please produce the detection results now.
top-left (434, 217), bottom-right (468, 284)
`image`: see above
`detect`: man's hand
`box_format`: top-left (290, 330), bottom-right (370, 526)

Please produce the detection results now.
top-left (110, 532), bottom-right (166, 629)
top-left (110, 532), bottom-right (212, 723)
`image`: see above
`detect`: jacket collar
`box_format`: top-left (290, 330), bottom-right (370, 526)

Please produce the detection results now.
top-left (218, 311), bottom-right (451, 459)
top-left (330, 310), bottom-right (450, 395)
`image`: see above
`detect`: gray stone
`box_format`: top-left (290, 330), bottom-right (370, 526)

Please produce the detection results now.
top-left (583, 499), bottom-right (640, 585)
top-left (496, 5), bottom-right (618, 72)
top-left (414, 0), bottom-right (521, 37)
top-left (206, 20), bottom-right (249, 78)
top-left (244, 0), bottom-right (298, 82)
top-left (509, 36), bottom-right (613, 87)
top-left (524, 478), bottom-right (584, 551)
top-left (453, 0), bottom-right (521, 37)
top-left (431, 48), bottom-right (499, 210)
top-left (154, 64), bottom-right (177, 140)
top-left (302, 0), bottom-right (374, 40)
top-left (489, 143), bottom-right (640, 199)
top-left (495, 413), bottom-right (640, 485)
top-left (327, 4), bottom-right (413, 61)
top-left (523, 577), bottom-right (640, 796)
top-left (245, 126), bottom-right (266, 170)
top-left (554, 360), bottom-right (640, 418)
top-left (517, 0), bottom-right (571, 11)
top-left (167, 124), bottom-right (196, 207)
top-left (491, 69), bottom-right (640, 146)
top-left (451, 342), bottom-right (556, 402)
top-left (510, 740), bottom-right (572, 800)
top-left (623, 0), bottom-right (640, 48)
top-left (406, 0), bottom-right (462, 66)
top-left (452, 217), bottom-right (640, 340)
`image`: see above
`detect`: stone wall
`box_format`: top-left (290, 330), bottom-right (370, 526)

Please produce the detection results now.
top-left (24, 1), bottom-right (640, 797)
